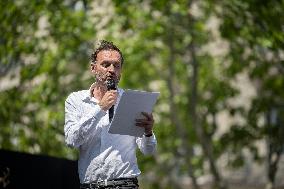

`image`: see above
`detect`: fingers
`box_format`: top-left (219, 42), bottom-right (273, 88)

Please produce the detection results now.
top-left (106, 90), bottom-right (117, 97)
top-left (135, 117), bottom-right (154, 135)
top-left (99, 90), bottom-right (118, 111)
top-left (135, 112), bottom-right (154, 131)
top-left (106, 94), bottom-right (117, 103)
top-left (134, 112), bottom-right (155, 136)
top-left (135, 122), bottom-right (152, 129)
top-left (136, 112), bottom-right (154, 123)
top-left (105, 91), bottom-right (118, 102)
top-left (141, 112), bottom-right (153, 121)
top-left (135, 119), bottom-right (153, 126)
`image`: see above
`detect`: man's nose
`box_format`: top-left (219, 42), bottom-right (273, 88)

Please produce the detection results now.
top-left (108, 64), bottom-right (115, 72)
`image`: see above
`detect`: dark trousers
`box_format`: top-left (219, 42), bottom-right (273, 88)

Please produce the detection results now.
top-left (80, 177), bottom-right (139, 189)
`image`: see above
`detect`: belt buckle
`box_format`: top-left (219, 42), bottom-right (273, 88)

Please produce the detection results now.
top-left (90, 182), bottom-right (98, 189)
top-left (95, 179), bottom-right (108, 188)
top-left (126, 180), bottom-right (133, 185)
top-left (107, 180), bottom-right (116, 187)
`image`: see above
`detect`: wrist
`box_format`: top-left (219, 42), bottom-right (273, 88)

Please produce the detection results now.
top-left (144, 131), bottom-right (153, 137)
top-left (98, 102), bottom-right (107, 112)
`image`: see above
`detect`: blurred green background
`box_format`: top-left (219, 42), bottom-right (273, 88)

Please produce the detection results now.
top-left (1, 0), bottom-right (284, 189)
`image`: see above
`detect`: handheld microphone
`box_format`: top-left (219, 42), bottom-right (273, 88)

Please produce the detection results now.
top-left (106, 79), bottom-right (117, 122)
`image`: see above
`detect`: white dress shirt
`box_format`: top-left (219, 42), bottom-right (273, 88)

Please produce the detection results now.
top-left (64, 85), bottom-right (157, 183)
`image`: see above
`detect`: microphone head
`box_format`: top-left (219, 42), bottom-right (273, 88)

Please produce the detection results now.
top-left (106, 79), bottom-right (117, 90)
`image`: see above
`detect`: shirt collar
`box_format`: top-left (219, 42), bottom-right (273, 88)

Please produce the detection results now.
top-left (89, 83), bottom-right (96, 98)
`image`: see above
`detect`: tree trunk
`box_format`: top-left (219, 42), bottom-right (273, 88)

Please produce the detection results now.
top-left (187, 36), bottom-right (226, 189)
top-left (186, 2), bottom-right (226, 188)
top-left (266, 107), bottom-right (284, 189)
top-left (266, 146), bottom-right (282, 189)
top-left (166, 25), bottom-right (199, 189)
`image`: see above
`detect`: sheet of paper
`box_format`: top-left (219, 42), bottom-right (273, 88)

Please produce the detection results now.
top-left (108, 89), bottom-right (160, 137)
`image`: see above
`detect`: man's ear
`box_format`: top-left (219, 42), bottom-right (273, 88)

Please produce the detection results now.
top-left (90, 63), bottom-right (96, 73)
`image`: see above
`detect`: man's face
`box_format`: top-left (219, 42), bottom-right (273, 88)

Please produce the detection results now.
top-left (91, 50), bottom-right (122, 85)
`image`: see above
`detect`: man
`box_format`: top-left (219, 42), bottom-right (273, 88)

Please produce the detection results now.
top-left (64, 40), bottom-right (157, 189)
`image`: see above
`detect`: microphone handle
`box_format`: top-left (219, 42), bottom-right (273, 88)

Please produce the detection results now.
top-left (109, 105), bottom-right (114, 122)
top-left (106, 79), bottom-right (116, 122)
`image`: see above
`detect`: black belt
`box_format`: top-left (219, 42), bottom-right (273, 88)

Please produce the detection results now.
top-left (80, 177), bottom-right (138, 189)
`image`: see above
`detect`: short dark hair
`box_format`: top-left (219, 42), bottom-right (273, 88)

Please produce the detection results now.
top-left (90, 40), bottom-right (124, 65)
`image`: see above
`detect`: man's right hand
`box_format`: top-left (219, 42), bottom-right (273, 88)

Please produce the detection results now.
top-left (98, 90), bottom-right (118, 111)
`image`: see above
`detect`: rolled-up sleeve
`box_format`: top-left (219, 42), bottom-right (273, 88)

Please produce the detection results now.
top-left (64, 93), bottom-right (106, 148)
top-left (136, 134), bottom-right (157, 155)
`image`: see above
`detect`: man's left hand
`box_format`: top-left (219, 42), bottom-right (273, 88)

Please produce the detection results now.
top-left (135, 112), bottom-right (154, 135)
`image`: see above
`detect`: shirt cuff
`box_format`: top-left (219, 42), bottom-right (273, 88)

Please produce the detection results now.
top-left (143, 133), bottom-right (156, 142)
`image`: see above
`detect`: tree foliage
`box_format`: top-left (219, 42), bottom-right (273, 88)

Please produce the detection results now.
top-left (1, 0), bottom-right (283, 188)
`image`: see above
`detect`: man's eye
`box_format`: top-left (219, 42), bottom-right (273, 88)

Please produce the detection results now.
top-left (102, 63), bottom-right (109, 68)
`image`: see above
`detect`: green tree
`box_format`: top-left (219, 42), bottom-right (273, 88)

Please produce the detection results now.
top-left (1, 1), bottom-right (283, 189)
top-left (215, 1), bottom-right (284, 188)
top-left (0, 0), bottom-right (96, 158)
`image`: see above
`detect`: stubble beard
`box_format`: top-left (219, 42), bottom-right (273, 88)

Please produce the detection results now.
top-left (95, 71), bottom-right (106, 84)
top-left (95, 71), bottom-right (120, 87)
